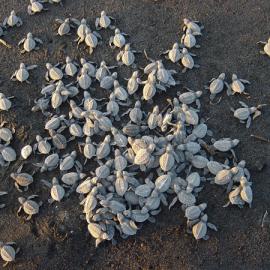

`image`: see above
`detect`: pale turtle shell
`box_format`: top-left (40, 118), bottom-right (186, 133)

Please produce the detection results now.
top-left (11, 173), bottom-right (33, 187)
top-left (148, 113), bottom-right (162, 130)
top-left (213, 139), bottom-right (238, 152)
top-left (69, 123), bottom-right (83, 137)
top-left (114, 34), bottom-right (125, 48)
top-left (97, 116), bottom-right (112, 131)
top-left (31, 1), bottom-right (43, 12)
top-left (155, 174), bottom-right (172, 193)
top-left (51, 184), bottom-right (65, 201)
top-left (44, 153), bottom-right (59, 167)
top-left (107, 100), bottom-right (119, 116)
top-left (45, 117), bottom-right (60, 130)
top-left (24, 38), bottom-right (36, 52)
top-left (16, 68), bottom-right (29, 82)
top-left (231, 80), bottom-right (245, 93)
top-left (179, 92), bottom-right (196, 104)
top-left (143, 83), bottom-right (156, 100)
top-left (178, 190), bottom-right (196, 206)
top-left (113, 133), bottom-right (128, 148)
top-left (191, 155), bottom-right (208, 169)
top-left (0, 128), bottom-right (13, 143)
top-left (134, 148), bottom-right (151, 165)
top-left (184, 109), bottom-right (199, 125)
top-left (123, 124), bottom-right (140, 137)
top-left (60, 156), bottom-right (75, 171)
top-left (61, 172), bottom-right (81, 185)
top-left (38, 140), bottom-right (51, 154)
top-left (240, 185), bottom-right (253, 204)
top-left (127, 77), bottom-right (139, 95)
top-left (84, 193), bottom-right (97, 213)
top-left (95, 164), bottom-right (110, 179)
top-left (187, 172), bottom-right (200, 187)
top-left (49, 67), bottom-right (63, 81)
top-left (0, 245), bottom-right (16, 262)
top-left (215, 169), bottom-right (232, 185)
top-left (114, 86), bottom-right (128, 101)
top-left (95, 67), bottom-right (108, 81)
top-left (114, 155), bottom-right (127, 171)
top-left (7, 15), bottom-right (19, 27)
top-left (183, 34), bottom-right (196, 48)
top-left (182, 54), bottom-right (194, 69)
top-left (21, 145), bottom-right (32, 159)
top-left (185, 205), bottom-right (202, 220)
top-left (52, 133), bottom-right (67, 150)
top-left (51, 92), bottom-right (62, 109)
top-left (125, 210), bottom-right (149, 222)
top-left (145, 196), bottom-right (160, 211)
top-left (65, 63), bottom-right (77, 77)
top-left (234, 108), bottom-right (250, 120)
top-left (159, 152), bottom-right (175, 172)
top-left (88, 223), bottom-right (107, 239)
top-left (115, 176), bottom-right (128, 196)
top-left (192, 123), bottom-right (208, 138)
top-left (23, 200), bottom-right (40, 215)
top-left (135, 184), bottom-right (152, 197)
top-left (129, 138), bottom-right (148, 154)
top-left (169, 49), bottom-right (181, 63)
top-left (76, 179), bottom-right (92, 194)
top-left (58, 22), bottom-right (70, 36)
top-left (84, 143), bottom-right (96, 159)
top-left (179, 142), bottom-right (201, 154)
top-left (157, 68), bottom-right (169, 84)
top-left (96, 143), bottom-right (110, 159)
top-left (0, 98), bottom-right (11, 111)
top-left (2, 146), bottom-right (16, 161)
top-left (210, 78), bottom-right (224, 94)
top-left (192, 220), bottom-right (207, 240)
top-left (78, 74), bottom-right (91, 89)
top-left (100, 75), bottom-right (114, 90)
top-left (100, 15), bottom-right (111, 28)
top-left (85, 33), bottom-right (98, 48)
top-left (207, 161), bottom-right (224, 175)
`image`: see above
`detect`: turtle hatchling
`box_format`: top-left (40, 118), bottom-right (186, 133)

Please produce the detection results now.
top-left (180, 48), bottom-right (199, 73)
top-left (213, 138), bottom-right (239, 153)
top-left (3, 10), bottom-right (23, 28)
top-left (84, 28), bottom-right (102, 54)
top-left (0, 241), bottom-right (19, 267)
top-left (55, 18), bottom-right (78, 36)
top-left (117, 44), bottom-right (138, 67)
top-left (18, 32), bottom-right (43, 53)
top-left (45, 63), bottom-right (63, 82)
top-left (181, 29), bottom-right (200, 48)
top-left (185, 203), bottom-right (207, 220)
top-left (21, 145), bottom-right (32, 160)
top-left (63, 56), bottom-right (78, 77)
top-left (231, 101), bottom-right (264, 128)
top-left (258, 38), bottom-right (270, 57)
top-left (0, 93), bottom-right (12, 111)
top-left (95, 10), bottom-right (115, 30)
top-left (0, 123), bottom-right (13, 144)
top-left (228, 74), bottom-right (250, 95)
top-left (33, 135), bottom-right (51, 154)
top-left (76, 18), bottom-right (90, 45)
top-left (126, 71), bottom-right (140, 95)
top-left (178, 88), bottom-right (202, 108)
top-left (37, 153), bottom-right (59, 172)
top-left (28, 0), bottom-right (47, 15)
top-left (205, 73), bottom-right (229, 102)
top-left (10, 167), bottom-right (33, 192)
top-left (161, 43), bottom-right (181, 63)
top-left (48, 177), bottom-right (65, 203)
top-left (109, 28), bottom-right (128, 48)
top-left (192, 214), bottom-right (217, 240)
top-left (60, 150), bottom-right (79, 171)
top-left (17, 195), bottom-right (42, 220)
top-left (11, 63), bottom-right (37, 83)
top-left (0, 144), bottom-right (16, 163)
top-left (183, 18), bottom-right (204, 35)
top-left (77, 67), bottom-right (92, 89)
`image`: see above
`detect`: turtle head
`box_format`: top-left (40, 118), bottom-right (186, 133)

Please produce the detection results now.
top-left (134, 100), bottom-right (141, 107)
top-left (238, 160), bottom-right (246, 168)
top-left (27, 32), bottom-right (33, 38)
top-left (71, 150), bottom-right (77, 158)
top-left (153, 105), bottom-right (159, 113)
top-left (115, 28), bottom-right (120, 34)
top-left (81, 18), bottom-right (86, 24)
top-left (232, 74), bottom-right (238, 81)
top-left (195, 90), bottom-right (203, 97)
top-left (104, 135), bottom-right (111, 143)
top-left (232, 139), bottom-right (240, 146)
top-left (20, 63), bottom-right (25, 69)
top-left (101, 11), bottom-right (106, 16)
top-left (219, 73), bottom-right (226, 80)
top-left (18, 197), bottom-right (26, 204)
top-left (173, 42), bottom-right (179, 49)
top-left (79, 173), bottom-right (86, 179)
top-left (240, 176), bottom-right (248, 186)
top-left (182, 47), bottom-right (188, 54)
top-left (124, 43), bottom-right (130, 51)
top-left (52, 177), bottom-right (58, 185)
top-left (113, 80), bottom-right (120, 88)
top-left (183, 18), bottom-right (190, 24)
top-left (36, 135), bottom-right (42, 142)
top-left (11, 10), bottom-right (16, 16)
top-left (66, 56), bottom-right (71, 63)
top-left (80, 58), bottom-right (86, 64)
top-left (112, 72), bottom-right (118, 79)
top-left (0, 93), bottom-right (5, 99)
top-left (83, 91), bottom-right (90, 98)
top-left (46, 63), bottom-right (52, 69)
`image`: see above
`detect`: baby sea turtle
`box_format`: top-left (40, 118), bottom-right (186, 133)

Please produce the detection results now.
top-left (116, 44), bottom-right (139, 67)
top-left (96, 135), bottom-right (111, 160)
top-left (100, 71), bottom-right (117, 90)
top-left (95, 61), bottom-right (117, 82)
top-left (3, 10), bottom-right (23, 28)
top-left (212, 138), bottom-right (239, 159)
top-left (0, 93), bottom-right (13, 111)
top-left (111, 127), bottom-right (128, 148)
top-left (141, 72), bottom-right (157, 104)
top-left (0, 123), bottom-right (13, 145)
top-left (55, 18), bottom-right (79, 36)
top-left (239, 176), bottom-right (253, 207)
top-left (147, 106), bottom-right (162, 130)
top-left (17, 195), bottom-right (42, 220)
top-left (79, 136), bottom-right (96, 164)
top-left (109, 28), bottom-right (128, 48)
top-left (192, 214), bottom-right (217, 240)
top-left (21, 145), bottom-right (32, 160)
top-left (42, 177), bottom-right (65, 203)
top-left (183, 18), bottom-right (204, 35)
top-left (18, 32), bottom-right (43, 54)
top-left (0, 144), bottom-right (16, 163)
top-left (48, 129), bottom-right (67, 150)
top-left (61, 171), bottom-right (86, 186)
top-left (204, 73), bottom-right (229, 102)
top-left (75, 18), bottom-right (90, 45)
top-left (10, 63), bottom-right (37, 83)
top-left (10, 165), bottom-right (34, 192)
top-left (45, 63), bottom-right (63, 82)
top-left (181, 29), bottom-right (200, 49)
top-left (161, 43), bottom-right (181, 63)
top-left (28, 0), bottom-right (47, 15)
top-left (180, 48), bottom-right (199, 73)
top-left (122, 100), bottom-right (143, 125)
top-left (257, 38), bottom-right (270, 57)
top-left (126, 71), bottom-right (140, 95)
top-left (33, 135), bottom-right (51, 154)
top-left (159, 144), bottom-right (178, 172)
top-left (36, 153), bottom-right (59, 172)
top-left (84, 28), bottom-right (102, 54)
top-left (114, 149), bottom-right (128, 171)
top-left (113, 80), bottom-right (128, 101)
top-left (60, 150), bottom-right (80, 171)
top-left (178, 88), bottom-right (202, 109)
top-left (63, 56), bottom-right (78, 77)
top-left (0, 241), bottom-right (20, 267)
top-left (228, 74), bottom-right (250, 96)
top-left (231, 101), bottom-right (265, 128)
top-left (77, 67), bottom-right (92, 89)
top-left (95, 11), bottom-right (116, 30)
top-left (214, 167), bottom-right (239, 186)
top-left (185, 203), bottom-right (207, 220)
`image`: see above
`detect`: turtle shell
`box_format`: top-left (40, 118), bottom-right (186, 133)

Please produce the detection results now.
top-left (143, 83), bottom-right (156, 101)
top-left (182, 54), bottom-right (194, 69)
top-left (0, 245), bottom-right (16, 262)
top-left (23, 200), bottom-right (39, 215)
top-left (85, 33), bottom-right (98, 48)
top-left (51, 184), bottom-right (65, 202)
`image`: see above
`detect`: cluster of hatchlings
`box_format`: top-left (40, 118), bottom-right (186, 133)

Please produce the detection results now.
top-left (0, 3), bottom-right (258, 267)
